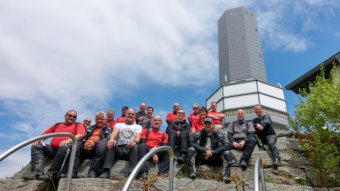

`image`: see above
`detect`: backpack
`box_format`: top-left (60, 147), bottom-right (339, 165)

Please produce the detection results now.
top-left (145, 128), bottom-right (165, 145)
top-left (53, 122), bottom-right (80, 132)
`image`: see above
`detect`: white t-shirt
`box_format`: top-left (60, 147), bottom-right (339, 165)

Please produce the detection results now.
top-left (115, 123), bottom-right (142, 146)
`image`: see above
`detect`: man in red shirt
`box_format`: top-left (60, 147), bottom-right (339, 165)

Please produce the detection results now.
top-left (188, 103), bottom-right (200, 127)
top-left (106, 109), bottom-right (116, 127)
top-left (191, 107), bottom-right (207, 133)
top-left (207, 102), bottom-right (225, 128)
top-left (165, 103), bottom-right (186, 125)
top-left (23, 110), bottom-right (85, 181)
top-left (138, 115), bottom-right (169, 179)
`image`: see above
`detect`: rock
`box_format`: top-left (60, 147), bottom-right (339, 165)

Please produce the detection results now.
top-left (2, 135), bottom-right (339, 190)
top-left (57, 178), bottom-right (144, 191)
top-left (0, 178), bottom-right (59, 191)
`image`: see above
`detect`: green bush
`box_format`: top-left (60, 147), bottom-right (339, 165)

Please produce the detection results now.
top-left (291, 63), bottom-right (340, 185)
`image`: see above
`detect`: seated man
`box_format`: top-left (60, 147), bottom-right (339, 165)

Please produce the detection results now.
top-left (135, 102), bottom-right (147, 123)
top-left (252, 105), bottom-right (280, 167)
top-left (227, 109), bottom-right (256, 169)
top-left (138, 106), bottom-right (154, 129)
top-left (166, 108), bottom-right (190, 163)
top-left (116, 106), bottom-right (129, 123)
top-left (188, 103), bottom-right (200, 127)
top-left (207, 102), bottom-right (225, 129)
top-left (74, 111), bottom-right (113, 178)
top-left (188, 118), bottom-right (238, 183)
top-left (106, 109), bottom-right (116, 127)
top-left (23, 110), bottom-right (85, 180)
top-left (101, 108), bottom-right (142, 178)
top-left (83, 117), bottom-right (91, 127)
top-left (191, 107), bottom-right (207, 133)
top-left (138, 116), bottom-right (169, 179)
top-left (165, 103), bottom-right (187, 125)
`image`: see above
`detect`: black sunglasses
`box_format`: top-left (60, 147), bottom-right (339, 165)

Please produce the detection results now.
top-left (67, 114), bottom-right (77, 119)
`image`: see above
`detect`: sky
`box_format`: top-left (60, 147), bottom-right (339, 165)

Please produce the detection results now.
top-left (0, 0), bottom-right (339, 178)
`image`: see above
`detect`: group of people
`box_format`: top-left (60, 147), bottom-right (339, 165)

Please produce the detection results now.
top-left (23, 102), bottom-right (280, 184)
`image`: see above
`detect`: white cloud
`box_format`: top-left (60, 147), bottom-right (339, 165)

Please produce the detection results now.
top-left (0, 149), bottom-right (30, 178)
top-left (0, 0), bottom-right (256, 138)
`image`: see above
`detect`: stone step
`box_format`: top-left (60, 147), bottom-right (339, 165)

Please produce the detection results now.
top-left (56, 177), bottom-right (340, 191)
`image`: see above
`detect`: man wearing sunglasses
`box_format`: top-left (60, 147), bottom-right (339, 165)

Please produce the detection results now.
top-left (23, 110), bottom-right (85, 181)
top-left (83, 117), bottom-right (91, 127)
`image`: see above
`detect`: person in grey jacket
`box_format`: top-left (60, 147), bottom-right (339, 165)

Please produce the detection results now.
top-left (227, 109), bottom-right (256, 169)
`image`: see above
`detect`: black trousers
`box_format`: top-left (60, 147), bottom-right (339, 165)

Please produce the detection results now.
top-left (229, 137), bottom-right (256, 163)
top-left (256, 133), bottom-right (279, 159)
top-left (187, 147), bottom-right (236, 176)
top-left (138, 143), bottom-right (169, 174)
top-left (103, 144), bottom-right (138, 174)
top-left (30, 142), bottom-right (79, 176)
top-left (74, 139), bottom-right (108, 174)
top-left (168, 131), bottom-right (189, 154)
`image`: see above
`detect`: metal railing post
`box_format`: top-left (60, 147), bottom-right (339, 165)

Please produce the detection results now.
top-left (0, 133), bottom-right (77, 191)
top-left (254, 157), bottom-right (266, 191)
top-left (122, 146), bottom-right (174, 191)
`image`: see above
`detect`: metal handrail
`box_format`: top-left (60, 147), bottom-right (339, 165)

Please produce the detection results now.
top-left (122, 146), bottom-right (174, 191)
top-left (0, 133), bottom-right (77, 191)
top-left (254, 157), bottom-right (266, 191)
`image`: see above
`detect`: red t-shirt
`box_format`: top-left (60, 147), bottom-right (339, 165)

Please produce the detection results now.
top-left (192, 120), bottom-right (204, 133)
top-left (116, 117), bottom-right (136, 123)
top-left (166, 113), bottom-right (187, 122)
top-left (43, 123), bottom-right (85, 149)
top-left (188, 113), bottom-right (200, 125)
top-left (141, 129), bottom-right (168, 149)
top-left (208, 111), bottom-right (224, 125)
top-left (106, 120), bottom-right (117, 127)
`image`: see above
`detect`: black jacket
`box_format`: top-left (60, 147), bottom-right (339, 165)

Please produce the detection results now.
top-left (166, 119), bottom-right (190, 135)
top-left (84, 124), bottom-right (112, 143)
top-left (252, 114), bottom-right (276, 137)
top-left (191, 129), bottom-right (227, 154)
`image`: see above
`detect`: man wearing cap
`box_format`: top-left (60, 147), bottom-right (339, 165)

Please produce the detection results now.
top-left (187, 118), bottom-right (238, 183)
top-left (227, 109), bottom-right (256, 169)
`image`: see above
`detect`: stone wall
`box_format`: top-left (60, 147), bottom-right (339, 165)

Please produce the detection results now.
top-left (1, 135), bottom-right (340, 191)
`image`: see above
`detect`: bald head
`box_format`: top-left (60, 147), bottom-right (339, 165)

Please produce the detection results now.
top-left (237, 109), bottom-right (245, 121)
top-left (173, 103), bottom-right (180, 112)
top-left (152, 115), bottom-right (162, 129)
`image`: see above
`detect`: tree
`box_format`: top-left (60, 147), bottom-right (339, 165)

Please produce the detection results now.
top-left (291, 64), bottom-right (340, 186)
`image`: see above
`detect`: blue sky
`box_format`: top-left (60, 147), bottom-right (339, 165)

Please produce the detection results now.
top-left (0, 0), bottom-right (339, 178)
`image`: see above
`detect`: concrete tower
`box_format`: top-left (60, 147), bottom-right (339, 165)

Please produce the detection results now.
top-left (207, 7), bottom-right (288, 131)
top-left (218, 7), bottom-right (267, 86)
